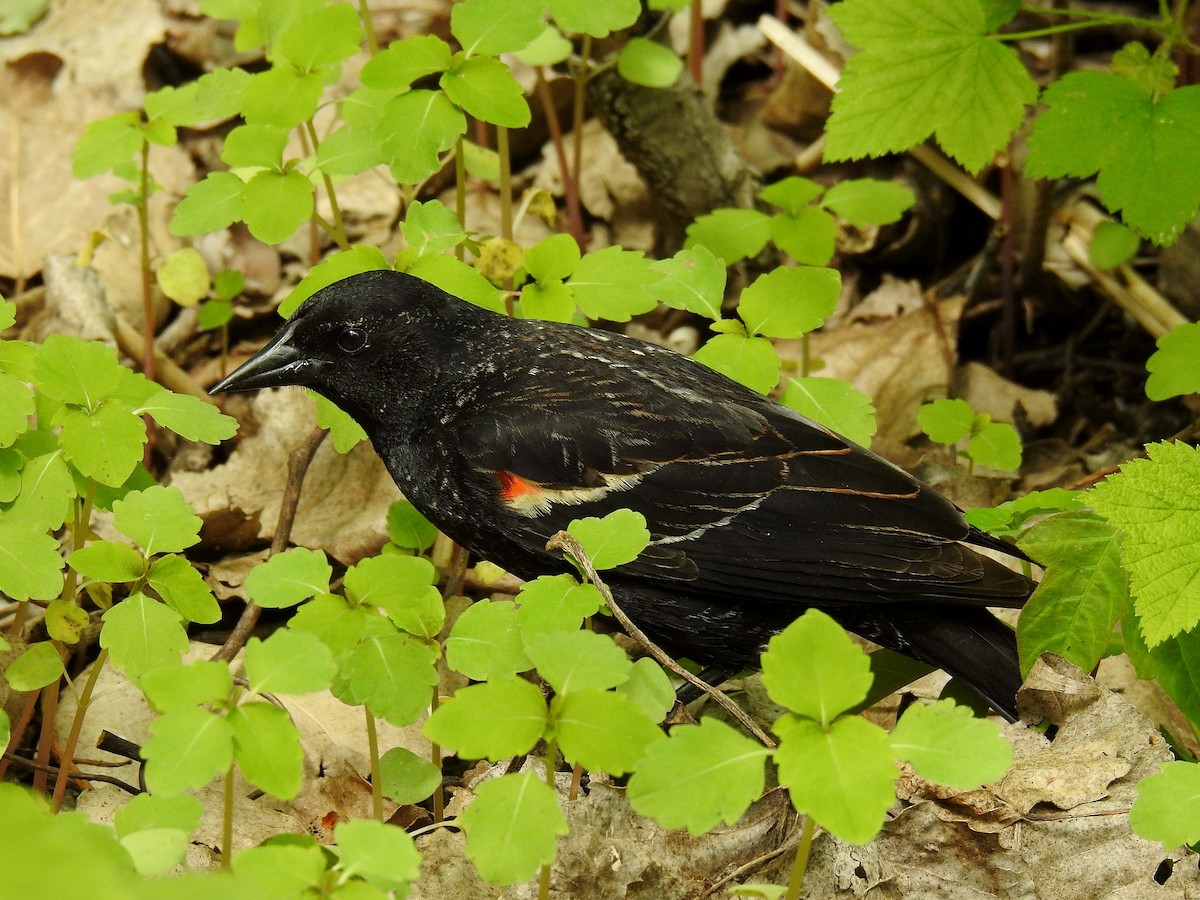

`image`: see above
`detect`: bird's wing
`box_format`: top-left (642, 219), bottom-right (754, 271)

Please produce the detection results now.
top-left (454, 360), bottom-right (1026, 608)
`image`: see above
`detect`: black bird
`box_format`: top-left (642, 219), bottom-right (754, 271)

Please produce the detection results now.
top-left (212, 270), bottom-right (1035, 720)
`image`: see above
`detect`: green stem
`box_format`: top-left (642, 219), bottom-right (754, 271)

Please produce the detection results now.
top-left (356, 0), bottom-right (379, 55)
top-left (305, 121), bottom-right (349, 250)
top-left (800, 333), bottom-right (811, 378)
top-left (454, 136), bottom-right (466, 262)
top-left (1016, 3), bottom-right (1172, 29)
top-left (431, 684), bottom-right (444, 822)
top-left (538, 738), bottom-right (558, 900)
top-left (222, 764), bottom-right (235, 867)
top-left (571, 35), bottom-right (592, 192)
top-left (497, 126), bottom-right (513, 242)
top-left (52, 647), bottom-right (109, 811)
top-left (137, 140), bottom-right (155, 383)
top-left (784, 816), bottom-right (816, 900)
top-left (365, 706), bottom-right (383, 822)
top-left (60, 481), bottom-right (96, 604)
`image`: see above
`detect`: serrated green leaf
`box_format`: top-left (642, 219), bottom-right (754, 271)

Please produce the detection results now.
top-left (169, 171), bottom-right (245, 236)
top-left (111, 485), bottom-right (202, 556)
top-left (692, 333), bottom-right (780, 394)
top-left (379, 746), bottom-right (442, 805)
top-left (826, 0), bottom-right (1037, 173)
top-left (156, 248), bottom-right (210, 307)
top-left (566, 246), bottom-right (659, 322)
top-left (147, 554), bottom-right (220, 624)
top-left (72, 112), bottom-right (143, 179)
top-left (550, 0), bottom-right (639, 38)
top-left (401, 200), bottom-right (468, 257)
top-left (776, 715), bottom-right (897, 844)
top-left (515, 25), bottom-right (573, 66)
top-left (0, 372), bottom-right (34, 447)
top-left (339, 633), bottom-right (438, 726)
top-left (334, 818), bottom-right (421, 892)
top-left (281, 246), bottom-right (389, 317)
top-left (1130, 760), bottom-right (1200, 850)
top-left (133, 389), bottom-right (239, 444)
top-left (525, 233), bottom-right (581, 285)
top-left (889, 700), bottom-right (1011, 788)
top-left (189, 67), bottom-right (252, 122)
top-left (1027, 72), bottom-right (1200, 245)
top-left (1089, 441), bottom-right (1200, 645)
top-left (67, 541), bottom-right (146, 583)
top-left (738, 266), bottom-right (840, 339)
top-left (59, 401), bottom-right (146, 487)
top-left (197, 300), bottom-right (235, 331)
top-left (1016, 512), bottom-right (1124, 675)
top-left (760, 177), bottom-right (824, 215)
top-left (967, 421), bottom-right (1022, 472)
top-left (918, 397), bottom-right (974, 445)
top-left (386, 500), bottom-right (438, 551)
top-left (221, 123), bottom-right (288, 170)
top-left (35, 333), bottom-right (124, 407)
top-left (1112, 41), bottom-right (1178, 98)
top-left (684, 209), bottom-right (771, 265)
top-left (627, 717), bottom-right (768, 835)
top-left (142, 707), bottom-right (234, 795)
top-left (114, 793), bottom-right (203, 839)
top-left (6, 450), bottom-right (75, 532)
top-left (617, 38), bottom-right (683, 88)
top-left (526, 629), bottom-right (631, 695)
top-left (768, 208), bottom-right (837, 266)
top-left (823, 178), bottom-right (915, 227)
top-left (288, 593), bottom-right (374, 658)
top-left (1146, 321), bottom-right (1200, 401)
top-left (424, 678), bottom-right (547, 759)
top-left (345, 553), bottom-right (444, 638)
top-left (459, 771), bottom-right (567, 886)
top-left (245, 629), bottom-right (335, 695)
top-left (442, 57), bottom-right (531, 128)
top-left (378, 90), bottom-right (466, 185)
top-left (46, 599), bottom-right (89, 644)
top-left (646, 245), bottom-right (726, 320)
top-left (276, 3), bottom-right (361, 71)
top-left (566, 509), bottom-right (649, 570)
top-left (6, 642), bottom-right (65, 690)
top-left (405, 251), bottom-right (506, 314)
top-left (451, 0), bottom-right (543, 56)
top-left (242, 169), bottom-right (314, 245)
top-left (229, 702), bottom-right (303, 799)
top-left (0, 520), bottom-right (64, 601)
top-left (100, 593), bottom-right (189, 679)
top-left (119, 829), bottom-right (189, 877)
top-left (313, 125), bottom-right (384, 177)
top-left (616, 657), bottom-right (675, 722)
top-left (781, 377), bottom-right (877, 448)
top-left (516, 574), bottom-right (602, 634)
top-left (555, 689), bottom-right (661, 774)
top-left (520, 281), bottom-right (575, 323)
top-left (141, 660), bottom-right (233, 713)
top-left (362, 34), bottom-right (452, 89)
top-left (241, 66), bottom-right (323, 128)
top-left (445, 598), bottom-right (531, 680)
top-left (231, 844), bottom-right (325, 897)
top-left (761, 609), bottom-right (872, 726)
top-left (311, 393), bottom-right (367, 453)
top-left (244, 547), bottom-right (331, 608)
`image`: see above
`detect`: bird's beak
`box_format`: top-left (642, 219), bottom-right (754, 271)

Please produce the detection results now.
top-left (210, 321), bottom-right (324, 394)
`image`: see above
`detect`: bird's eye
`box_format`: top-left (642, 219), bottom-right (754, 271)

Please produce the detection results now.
top-left (337, 327), bottom-right (368, 354)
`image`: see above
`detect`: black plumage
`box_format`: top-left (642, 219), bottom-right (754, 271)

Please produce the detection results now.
top-left (212, 270), bottom-right (1035, 719)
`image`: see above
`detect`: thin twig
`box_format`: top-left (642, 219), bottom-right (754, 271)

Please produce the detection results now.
top-left (545, 532), bottom-right (776, 749)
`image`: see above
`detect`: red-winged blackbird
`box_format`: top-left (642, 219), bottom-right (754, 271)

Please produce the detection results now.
top-left (213, 270), bottom-right (1035, 720)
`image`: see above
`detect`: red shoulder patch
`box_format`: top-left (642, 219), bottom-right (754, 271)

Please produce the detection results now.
top-left (497, 471), bottom-right (542, 501)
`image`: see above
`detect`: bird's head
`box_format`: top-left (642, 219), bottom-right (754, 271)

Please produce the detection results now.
top-left (211, 269), bottom-right (467, 431)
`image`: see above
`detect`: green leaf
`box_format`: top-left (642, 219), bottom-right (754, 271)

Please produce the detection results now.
top-left (627, 717), bottom-right (768, 835)
top-left (520, 281), bottom-right (575, 323)
top-left (1089, 220), bottom-right (1140, 269)
top-left (198, 300), bottom-right (234, 330)
top-left (401, 200), bottom-right (468, 256)
top-left (555, 689), bottom-right (661, 774)
top-left (442, 57), bottom-right (531, 128)
top-left (281, 245), bottom-right (389, 317)
top-left (1125, 607), bottom-right (1200, 730)
top-left (459, 772), bottom-right (567, 885)
top-left (7, 642), bottom-right (65, 690)
top-left (189, 67), bottom-right (252, 122)
top-left (775, 715), bottom-right (897, 845)
top-left (276, 3), bottom-right (362, 71)
top-left (525, 629), bottom-right (632, 695)
top-left (826, 0), bottom-right (1038, 173)
top-left (424, 678), bottom-right (547, 759)
top-left (311, 393), bottom-right (366, 453)
top-left (566, 509), bottom-right (650, 570)
top-left (229, 701), bottom-right (303, 799)
top-left (221, 123), bottom-right (288, 169)
top-left (550, 0), bottom-right (639, 37)
top-left (362, 34), bottom-right (452, 89)
top-left (6, 450), bottom-right (76, 533)
top-left (241, 66), bottom-right (323, 128)
top-left (288, 593), bottom-right (374, 658)
top-left (918, 398), bottom-right (974, 445)
top-left (242, 169), bottom-right (314, 245)
top-left (35, 333), bottom-right (124, 407)
top-left (684, 209), bottom-right (771, 265)
top-left (379, 746), bottom-right (442, 805)
top-left (72, 112), bottom-right (143, 178)
top-left (822, 178), bottom-right (915, 227)
top-left (112, 485), bottom-right (202, 555)
top-left (169, 171), bottom-right (245, 236)
top-left (141, 660), bottom-right (232, 713)
top-left (1026, 73), bottom-right (1200, 245)
top-left (1016, 512), bottom-right (1125, 675)
top-left (450, 0), bottom-right (543, 56)
top-left (333, 818), bottom-right (421, 893)
top-left (889, 700), bottom-right (1011, 788)
top-left (386, 500), bottom-right (438, 551)
top-left (378, 90), bottom-right (466, 185)
top-left (446, 598), bottom-right (531, 680)
top-left (345, 554), bottom-right (444, 639)
top-left (646, 245), bottom-right (726, 320)
top-left (1130, 760), bottom-right (1200, 850)
top-left (768, 208), bottom-right (837, 266)
top-left (232, 844), bottom-right (326, 898)
top-left (0, 372), bottom-right (34, 447)
top-left (142, 707), bottom-right (234, 795)
top-left (1146, 322), bottom-right (1200, 401)
top-left (566, 246), bottom-right (659, 322)
top-left (738, 266), bottom-right (841, 339)
top-left (147, 554), bottom-right (220, 624)
top-left (100, 593), bottom-right (189, 679)
top-left (966, 421), bottom-right (1022, 472)
top-left (760, 177), bottom-right (824, 215)
top-left (405, 252), bottom-right (506, 313)
top-left (119, 829), bottom-right (189, 877)
top-left (59, 401), bottom-right (146, 487)
top-left (617, 657), bottom-right (675, 722)
top-left (243, 547), bottom-right (332, 608)
top-left (46, 599), bottom-right (90, 644)
top-left (781, 377), bottom-right (877, 448)
top-left (245, 629), bottom-right (336, 695)
top-left (0, 521), bottom-right (64, 601)
top-left (524, 232), bottom-right (581, 285)
top-left (617, 38), bottom-right (683, 88)
top-left (314, 125), bottom-right (383, 177)
top-left (339, 634), bottom-right (439, 726)
top-left (114, 793), bottom-right (203, 838)
top-left (68, 541), bottom-right (146, 583)
top-left (516, 574), bottom-right (602, 634)
top-left (692, 333), bottom-right (780, 394)
top-left (133, 389), bottom-right (239, 444)
top-left (0, 0), bottom-right (48, 37)
top-left (1112, 41), bottom-right (1177, 97)
top-left (761, 609), bottom-right (872, 726)
top-left (1089, 441), bottom-right (1200, 645)
top-left (156, 248), bottom-right (210, 307)
top-left (515, 25), bottom-right (573, 66)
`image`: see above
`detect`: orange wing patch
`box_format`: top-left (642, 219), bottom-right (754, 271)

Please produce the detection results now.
top-left (498, 471), bottom-right (543, 501)
top-left (495, 470), bottom-right (645, 517)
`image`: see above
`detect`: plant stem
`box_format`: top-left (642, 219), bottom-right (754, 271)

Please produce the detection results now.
top-left (571, 35), bottom-right (592, 197)
top-left (538, 738), bottom-right (558, 900)
top-left (137, 141), bottom-right (155, 383)
top-left (431, 684), bottom-right (444, 822)
top-left (784, 816), bottom-right (816, 900)
top-left (356, 0), bottom-right (379, 55)
top-left (32, 661), bottom-right (60, 794)
top-left (0, 688), bottom-right (40, 781)
top-left (689, 0), bottom-right (704, 84)
top-left (365, 706), bottom-right (383, 821)
top-left (497, 125), bottom-right (513, 242)
top-left (304, 121), bottom-right (349, 250)
top-left (51, 647), bottom-right (109, 811)
top-left (534, 68), bottom-right (586, 249)
top-left (801, 333), bottom-right (811, 378)
top-left (222, 764), bottom-right (235, 867)
top-left (1017, 3), bottom-right (1172, 29)
top-left (998, 19), bottom-right (1164, 40)
top-left (454, 136), bottom-right (466, 262)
